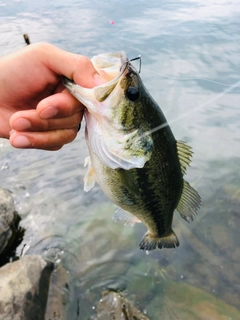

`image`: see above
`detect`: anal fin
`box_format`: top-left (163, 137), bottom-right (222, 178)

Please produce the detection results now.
top-left (176, 180), bottom-right (201, 222)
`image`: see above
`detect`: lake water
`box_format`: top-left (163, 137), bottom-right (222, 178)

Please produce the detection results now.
top-left (1, 0), bottom-right (240, 319)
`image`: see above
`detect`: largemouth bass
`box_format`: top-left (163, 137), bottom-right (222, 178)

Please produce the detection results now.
top-left (63, 52), bottom-right (201, 250)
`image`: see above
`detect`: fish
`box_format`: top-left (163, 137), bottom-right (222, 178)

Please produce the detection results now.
top-left (63, 51), bottom-right (201, 250)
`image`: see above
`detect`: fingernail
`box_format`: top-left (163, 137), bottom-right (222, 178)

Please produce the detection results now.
top-left (40, 106), bottom-right (58, 119)
top-left (12, 135), bottom-right (31, 148)
top-left (13, 118), bottom-right (31, 130)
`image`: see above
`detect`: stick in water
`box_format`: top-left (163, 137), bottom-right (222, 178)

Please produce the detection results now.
top-left (23, 34), bottom-right (30, 45)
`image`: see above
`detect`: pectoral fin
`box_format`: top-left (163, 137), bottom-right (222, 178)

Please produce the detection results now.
top-left (176, 180), bottom-right (201, 222)
top-left (117, 169), bottom-right (140, 197)
top-left (83, 156), bottom-right (96, 192)
top-left (113, 207), bottom-right (141, 226)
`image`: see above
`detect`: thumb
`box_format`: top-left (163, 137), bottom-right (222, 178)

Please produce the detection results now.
top-left (31, 43), bottom-right (105, 88)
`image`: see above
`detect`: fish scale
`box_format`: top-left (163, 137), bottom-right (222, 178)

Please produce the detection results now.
top-left (136, 141), bottom-right (182, 235)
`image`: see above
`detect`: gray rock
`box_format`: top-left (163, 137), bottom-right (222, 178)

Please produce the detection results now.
top-left (0, 188), bottom-right (18, 255)
top-left (94, 290), bottom-right (150, 320)
top-left (45, 264), bottom-right (70, 320)
top-left (0, 255), bottom-right (54, 320)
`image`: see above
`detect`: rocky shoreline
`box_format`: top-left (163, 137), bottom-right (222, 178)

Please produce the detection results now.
top-left (0, 189), bottom-right (53, 319)
top-left (0, 255), bottom-right (54, 320)
top-left (0, 188), bottom-right (149, 320)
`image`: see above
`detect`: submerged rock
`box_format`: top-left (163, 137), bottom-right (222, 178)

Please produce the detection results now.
top-left (0, 188), bottom-right (23, 259)
top-left (0, 255), bottom-right (54, 320)
top-left (94, 290), bottom-right (149, 320)
top-left (45, 264), bottom-right (70, 320)
top-left (0, 189), bottom-right (17, 253)
top-left (149, 281), bottom-right (240, 320)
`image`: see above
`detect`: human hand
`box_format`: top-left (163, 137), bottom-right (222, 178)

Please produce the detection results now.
top-left (0, 43), bottom-right (104, 150)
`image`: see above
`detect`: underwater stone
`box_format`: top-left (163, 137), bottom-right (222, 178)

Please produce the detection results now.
top-left (148, 281), bottom-right (240, 319)
top-left (94, 290), bottom-right (150, 320)
top-left (45, 264), bottom-right (70, 320)
top-left (0, 255), bottom-right (54, 320)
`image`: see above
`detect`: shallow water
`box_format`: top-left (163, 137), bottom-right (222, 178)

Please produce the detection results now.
top-left (1, 0), bottom-right (240, 318)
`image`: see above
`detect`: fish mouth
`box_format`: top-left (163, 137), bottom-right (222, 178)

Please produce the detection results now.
top-left (63, 52), bottom-right (131, 104)
top-left (90, 52), bottom-right (142, 99)
top-left (91, 52), bottom-right (131, 101)
top-left (91, 51), bottom-right (129, 83)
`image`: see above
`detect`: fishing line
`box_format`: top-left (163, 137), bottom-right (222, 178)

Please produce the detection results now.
top-left (120, 55), bottom-right (142, 73)
top-left (130, 55), bottom-right (142, 73)
top-left (143, 68), bottom-right (240, 88)
top-left (141, 79), bottom-right (240, 137)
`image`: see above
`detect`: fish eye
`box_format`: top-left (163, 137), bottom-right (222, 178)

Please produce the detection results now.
top-left (126, 86), bottom-right (140, 102)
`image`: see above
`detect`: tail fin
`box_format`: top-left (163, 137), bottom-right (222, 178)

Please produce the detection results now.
top-left (139, 230), bottom-right (179, 250)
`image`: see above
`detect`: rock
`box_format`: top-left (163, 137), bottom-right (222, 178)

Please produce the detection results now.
top-left (93, 290), bottom-right (149, 320)
top-left (45, 264), bottom-right (70, 320)
top-left (0, 188), bottom-right (21, 256)
top-left (0, 255), bottom-right (54, 320)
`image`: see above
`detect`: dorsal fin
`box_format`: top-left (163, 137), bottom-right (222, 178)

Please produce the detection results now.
top-left (176, 180), bottom-right (201, 222)
top-left (176, 141), bottom-right (193, 175)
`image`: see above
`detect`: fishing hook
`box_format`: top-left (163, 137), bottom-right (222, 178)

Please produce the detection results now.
top-left (120, 55), bottom-right (142, 73)
top-left (129, 55), bottom-right (142, 73)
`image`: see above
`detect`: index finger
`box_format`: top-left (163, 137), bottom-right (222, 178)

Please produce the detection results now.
top-left (37, 90), bottom-right (84, 119)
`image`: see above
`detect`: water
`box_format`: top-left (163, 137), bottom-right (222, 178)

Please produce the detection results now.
top-left (1, 0), bottom-right (240, 318)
